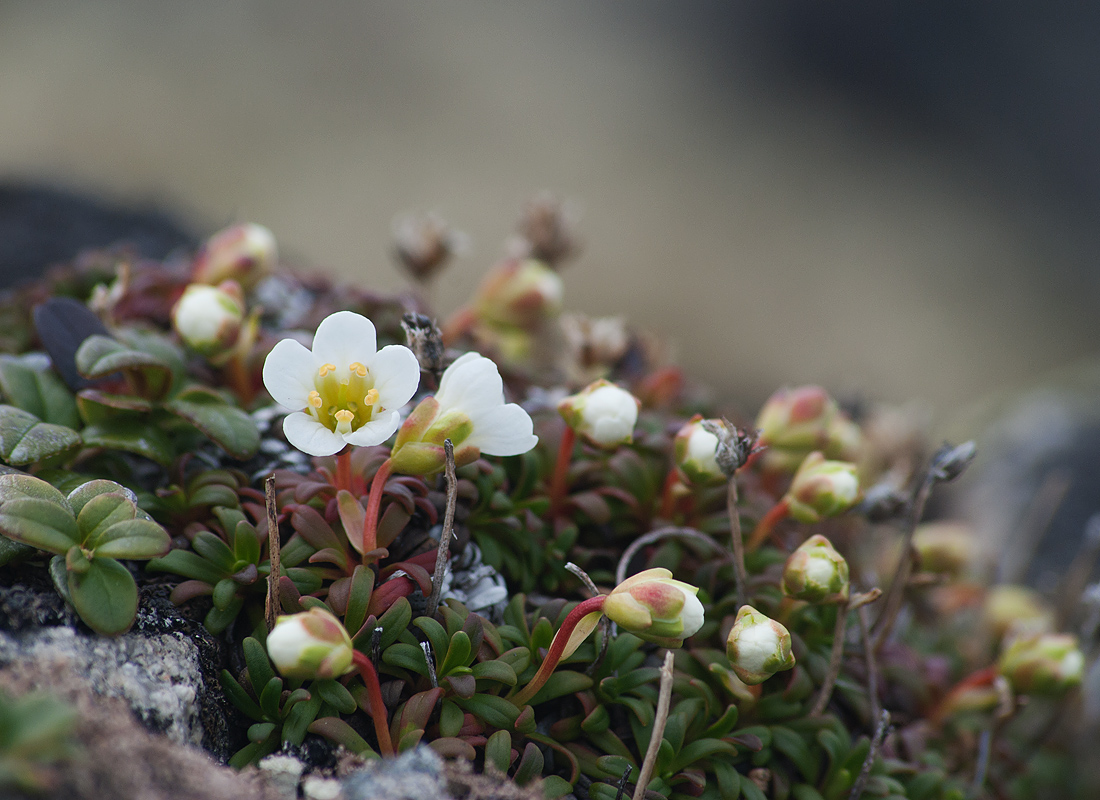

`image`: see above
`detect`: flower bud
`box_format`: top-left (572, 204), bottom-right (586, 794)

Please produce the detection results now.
top-left (756, 386), bottom-right (838, 472)
top-left (192, 223), bottom-right (277, 289)
top-left (266, 607), bottom-right (355, 680)
top-left (782, 534), bottom-right (850, 604)
top-left (473, 258), bottom-right (563, 330)
top-left (725, 605), bottom-right (796, 685)
top-left (389, 397), bottom-right (481, 475)
top-left (172, 282), bottom-right (244, 359)
top-left (392, 211), bottom-right (467, 283)
top-left (602, 568), bottom-right (705, 646)
top-left (825, 413), bottom-right (863, 463)
top-left (998, 632), bottom-right (1084, 696)
top-left (785, 452), bottom-right (860, 523)
top-left (913, 522), bottom-right (976, 578)
top-left (983, 585), bottom-right (1054, 640)
top-left (558, 379), bottom-right (640, 449)
top-left (673, 416), bottom-right (725, 485)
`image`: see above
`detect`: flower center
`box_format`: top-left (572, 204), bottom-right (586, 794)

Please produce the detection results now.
top-left (304, 361), bottom-right (384, 434)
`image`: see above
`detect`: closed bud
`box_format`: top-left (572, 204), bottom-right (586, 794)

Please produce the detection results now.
top-left (192, 223), bottom-right (277, 289)
top-left (999, 632), bottom-right (1084, 696)
top-left (782, 534), bottom-right (850, 604)
top-left (825, 413), bottom-right (863, 462)
top-left (473, 258), bottom-right (563, 330)
top-left (603, 568), bottom-right (705, 646)
top-left (172, 282), bottom-right (244, 359)
top-left (756, 386), bottom-right (838, 472)
top-left (785, 452), bottom-right (860, 523)
top-left (983, 585), bottom-right (1054, 640)
top-left (392, 211), bottom-right (467, 283)
top-left (673, 415), bottom-right (725, 485)
top-left (558, 379), bottom-right (640, 449)
top-left (725, 605), bottom-right (796, 685)
top-left (913, 522), bottom-right (976, 578)
top-left (266, 608), bottom-right (354, 680)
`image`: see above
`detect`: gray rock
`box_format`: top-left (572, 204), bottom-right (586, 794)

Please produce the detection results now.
top-left (342, 746), bottom-right (450, 800)
top-left (0, 626), bottom-right (206, 747)
top-left (259, 754), bottom-right (306, 800)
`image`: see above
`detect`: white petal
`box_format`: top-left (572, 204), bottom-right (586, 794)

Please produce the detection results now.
top-left (311, 311), bottom-right (377, 370)
top-left (369, 345), bottom-right (421, 410)
top-left (467, 403), bottom-right (538, 456)
top-left (263, 339), bottom-right (316, 410)
top-left (435, 352), bottom-right (505, 414)
top-left (342, 410), bottom-right (402, 447)
top-left (283, 412), bottom-right (346, 457)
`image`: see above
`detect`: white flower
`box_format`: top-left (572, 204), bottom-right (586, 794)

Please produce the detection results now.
top-left (390, 351), bottom-right (538, 474)
top-left (262, 311), bottom-right (421, 457)
top-left (725, 605), bottom-right (796, 685)
top-left (558, 379), bottom-right (639, 448)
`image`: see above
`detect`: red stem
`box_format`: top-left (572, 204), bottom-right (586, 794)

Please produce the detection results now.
top-left (351, 650), bottom-right (395, 756)
top-left (747, 498), bottom-right (790, 552)
top-left (511, 595), bottom-right (606, 706)
top-left (335, 449), bottom-right (352, 493)
top-left (362, 458), bottom-right (393, 561)
top-left (549, 426), bottom-right (576, 516)
top-left (928, 665), bottom-right (999, 725)
top-left (441, 306), bottom-right (476, 345)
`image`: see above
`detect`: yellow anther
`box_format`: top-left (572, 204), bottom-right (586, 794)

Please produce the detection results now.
top-left (308, 391), bottom-right (323, 409)
top-left (318, 363), bottom-right (337, 377)
top-left (364, 388), bottom-right (380, 406)
top-left (349, 362), bottom-right (368, 377)
top-left (334, 409), bottom-right (354, 423)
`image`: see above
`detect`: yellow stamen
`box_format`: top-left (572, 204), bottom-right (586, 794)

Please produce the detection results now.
top-left (308, 391), bottom-right (322, 409)
top-left (364, 388), bottom-right (379, 407)
top-left (318, 363), bottom-right (337, 377)
top-left (349, 362), bottom-right (368, 377)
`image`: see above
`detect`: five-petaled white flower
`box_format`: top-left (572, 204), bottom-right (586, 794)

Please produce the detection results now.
top-left (262, 311), bottom-right (421, 457)
top-left (389, 351), bottom-right (539, 474)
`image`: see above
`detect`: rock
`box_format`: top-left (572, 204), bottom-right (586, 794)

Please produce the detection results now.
top-left (302, 776), bottom-right (345, 800)
top-left (341, 746), bottom-right (449, 800)
top-left (258, 754), bottom-right (305, 800)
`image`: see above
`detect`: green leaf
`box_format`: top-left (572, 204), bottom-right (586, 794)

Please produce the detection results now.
top-left (527, 670), bottom-right (593, 705)
top-left (75, 335), bottom-right (172, 400)
top-left (377, 597), bottom-right (412, 650)
top-left (312, 679), bottom-right (357, 715)
top-left (454, 693), bottom-right (520, 730)
top-left (344, 565), bottom-right (375, 638)
top-left (191, 530), bottom-right (237, 571)
top-left (81, 419), bottom-right (174, 465)
top-left (485, 729), bottom-right (513, 774)
top-left (0, 405), bottom-right (80, 466)
top-left (382, 643), bottom-right (429, 675)
top-left (76, 492), bottom-right (137, 543)
top-left (232, 521), bottom-right (261, 566)
top-left (259, 676), bottom-right (284, 720)
top-left (75, 389), bottom-right (154, 424)
top-left (92, 519), bottom-right (170, 560)
top-left (67, 479), bottom-right (141, 516)
top-left (220, 669), bottom-right (265, 720)
top-left (413, 616), bottom-right (449, 661)
top-left (439, 631), bottom-right (472, 677)
top-left (147, 549), bottom-right (226, 584)
top-left (0, 534), bottom-right (35, 567)
top-left (204, 594), bottom-right (244, 634)
top-left (0, 355), bottom-right (79, 427)
top-left (0, 473), bottom-right (70, 506)
top-left (470, 659), bottom-right (518, 687)
top-left (670, 738), bottom-right (738, 774)
top-left (243, 637), bottom-right (276, 693)
top-left (439, 700), bottom-right (464, 738)
top-left (0, 497), bottom-right (80, 553)
top-left (212, 577), bottom-right (238, 610)
top-left (513, 742), bottom-right (544, 786)
top-left (67, 556), bottom-right (138, 636)
top-left (281, 695), bottom-right (322, 746)
top-left (308, 716), bottom-right (377, 757)
top-left (542, 775), bottom-right (573, 799)
top-left (164, 387), bottom-right (259, 460)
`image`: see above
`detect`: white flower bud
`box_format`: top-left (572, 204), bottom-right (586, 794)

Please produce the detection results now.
top-left (172, 282), bottom-right (243, 358)
top-left (785, 452), bottom-right (860, 523)
top-left (999, 632), bottom-right (1084, 696)
top-left (782, 534), bottom-right (850, 604)
top-left (266, 607), bottom-right (355, 680)
top-left (673, 416), bottom-right (725, 485)
top-left (558, 379), bottom-right (640, 449)
top-left (602, 568), bottom-right (705, 646)
top-left (725, 605), bottom-right (796, 685)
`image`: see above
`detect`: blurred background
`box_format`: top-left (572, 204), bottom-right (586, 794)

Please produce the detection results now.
top-left (1, 0), bottom-right (1098, 421)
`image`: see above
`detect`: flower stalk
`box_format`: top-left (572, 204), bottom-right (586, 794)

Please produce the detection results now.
top-left (747, 498), bottom-right (790, 552)
top-left (351, 650), bottom-right (395, 757)
top-left (361, 458), bottom-right (394, 561)
top-left (511, 595), bottom-right (607, 706)
top-left (549, 425), bottom-right (576, 516)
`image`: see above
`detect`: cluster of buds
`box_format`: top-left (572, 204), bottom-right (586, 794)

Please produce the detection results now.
top-left (782, 535), bottom-right (850, 604)
top-left (602, 568), bottom-right (705, 646)
top-left (755, 385), bottom-right (861, 472)
top-left (557, 379), bottom-right (640, 449)
top-left (473, 258), bottom-right (563, 331)
top-left (513, 191), bottom-right (581, 266)
top-left (998, 632), bottom-right (1084, 696)
top-left (725, 605), bottom-right (796, 685)
top-left (913, 521), bottom-right (977, 578)
top-left (784, 452), bottom-right (861, 523)
top-left (171, 281), bottom-right (245, 362)
top-left (266, 607), bottom-right (355, 680)
top-left (559, 312), bottom-right (630, 383)
top-left (192, 222), bottom-right (277, 290)
top-left (673, 416), bottom-right (726, 485)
